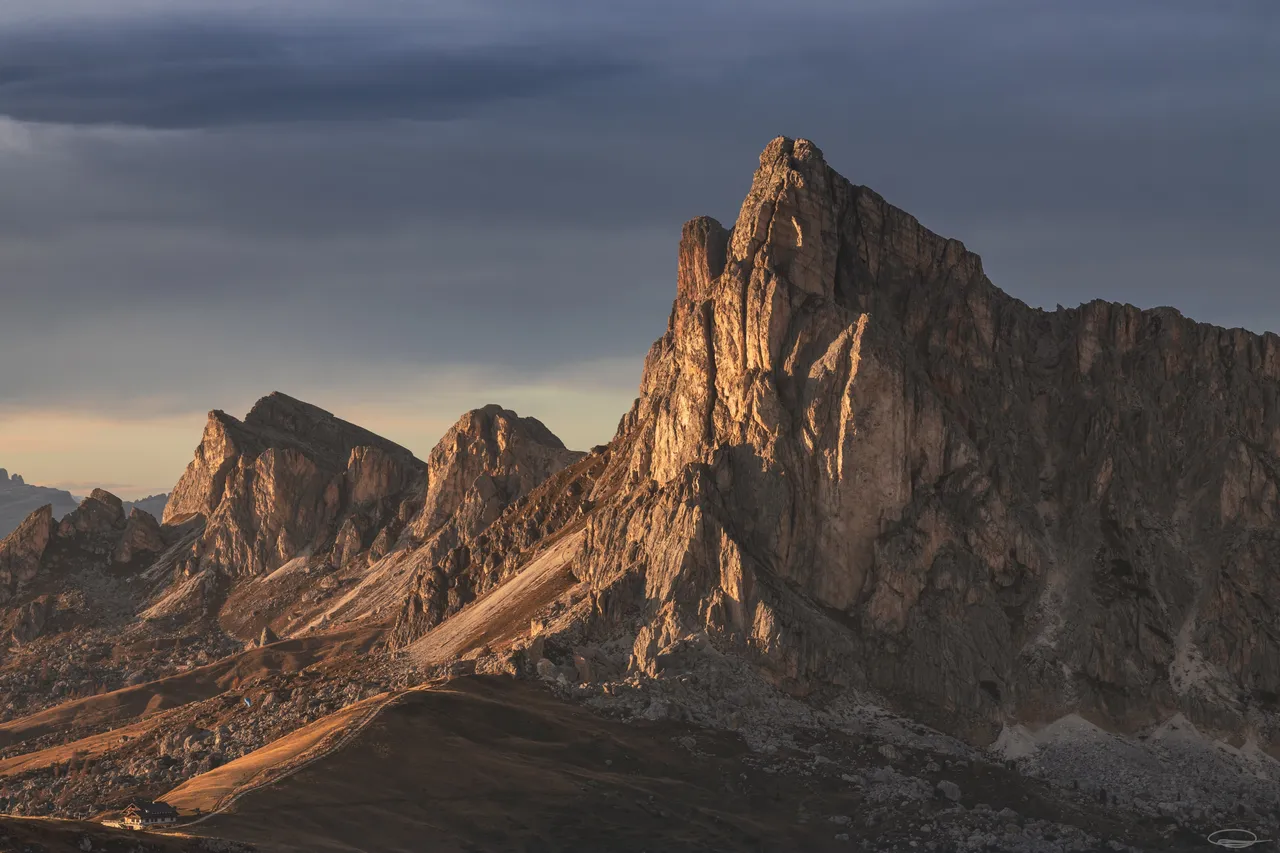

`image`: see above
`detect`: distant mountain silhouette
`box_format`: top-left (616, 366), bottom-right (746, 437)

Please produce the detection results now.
top-left (0, 469), bottom-right (168, 539)
top-left (0, 469), bottom-right (80, 539)
top-left (123, 493), bottom-right (170, 521)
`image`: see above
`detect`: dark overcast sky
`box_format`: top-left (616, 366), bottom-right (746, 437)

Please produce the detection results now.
top-left (0, 0), bottom-right (1275, 497)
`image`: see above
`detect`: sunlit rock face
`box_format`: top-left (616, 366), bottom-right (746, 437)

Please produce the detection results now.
top-left (477, 136), bottom-right (1280, 745)
top-left (163, 392), bottom-right (428, 580)
top-left (389, 405), bottom-right (585, 647)
top-left (0, 505), bottom-right (54, 604)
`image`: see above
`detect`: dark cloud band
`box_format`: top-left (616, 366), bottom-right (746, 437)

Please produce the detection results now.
top-left (0, 1), bottom-right (1276, 477)
top-left (0, 21), bottom-right (631, 128)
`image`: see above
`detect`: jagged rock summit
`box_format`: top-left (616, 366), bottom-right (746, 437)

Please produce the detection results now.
top-left (0, 487), bottom-right (170, 638)
top-left (162, 392), bottom-right (428, 581)
top-left (407, 136), bottom-right (1280, 749)
top-left (389, 405), bottom-right (586, 646)
top-left (157, 392), bottom-right (586, 643)
top-left (408, 404), bottom-right (583, 550)
top-left (251, 624), bottom-right (279, 648)
top-left (9, 137), bottom-right (1280, 847)
top-left (57, 488), bottom-right (125, 539)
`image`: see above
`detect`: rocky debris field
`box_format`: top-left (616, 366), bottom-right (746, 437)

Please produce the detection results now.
top-left (1, 628), bottom-right (241, 727)
top-left (0, 657), bottom-right (413, 821)
top-left (1002, 712), bottom-right (1280, 841)
top-left (437, 635), bottom-right (1272, 853)
top-left (3, 613), bottom-right (1277, 852)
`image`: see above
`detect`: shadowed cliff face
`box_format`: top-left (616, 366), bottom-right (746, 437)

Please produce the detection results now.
top-left (0, 488), bottom-right (171, 648)
top-left (503, 135), bottom-right (1280, 744)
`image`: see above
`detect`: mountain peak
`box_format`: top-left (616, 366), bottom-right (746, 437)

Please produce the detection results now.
top-left (242, 391), bottom-right (418, 464)
top-left (415, 405), bottom-right (583, 537)
top-left (452, 405), bottom-right (570, 453)
top-left (58, 488), bottom-right (126, 538)
top-left (543, 135), bottom-right (1280, 743)
top-left (163, 394), bottom-right (428, 580)
top-left (244, 391), bottom-right (335, 428)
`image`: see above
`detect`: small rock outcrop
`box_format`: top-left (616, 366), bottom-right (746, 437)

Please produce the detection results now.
top-left (57, 488), bottom-right (126, 538)
top-left (250, 625), bottom-right (279, 648)
top-left (7, 594), bottom-right (57, 645)
top-left (0, 505), bottom-right (54, 604)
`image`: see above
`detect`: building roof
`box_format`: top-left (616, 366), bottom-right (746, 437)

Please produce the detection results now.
top-left (123, 799), bottom-right (179, 818)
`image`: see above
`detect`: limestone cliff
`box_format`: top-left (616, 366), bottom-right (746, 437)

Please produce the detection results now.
top-left (0, 486), bottom-right (168, 643)
top-left (0, 505), bottom-right (54, 604)
top-left (407, 405), bottom-right (584, 555)
top-left (388, 406), bottom-right (584, 645)
top-left (163, 395), bottom-right (582, 643)
top-left (163, 392), bottom-right (427, 580)
top-left (411, 137), bottom-right (1280, 747)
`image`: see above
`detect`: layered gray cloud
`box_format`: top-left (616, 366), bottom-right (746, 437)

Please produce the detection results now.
top-left (0, 22), bottom-right (631, 129)
top-left (0, 0), bottom-right (1276, 490)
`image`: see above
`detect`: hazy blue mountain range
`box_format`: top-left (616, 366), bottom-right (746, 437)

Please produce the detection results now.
top-left (0, 468), bottom-right (167, 538)
top-left (122, 494), bottom-right (170, 521)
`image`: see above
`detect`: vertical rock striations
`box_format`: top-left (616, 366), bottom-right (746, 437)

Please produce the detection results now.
top-left (0, 505), bottom-right (54, 604)
top-left (389, 406), bottom-right (585, 646)
top-left (0, 488), bottom-right (167, 606)
top-left (407, 405), bottom-right (584, 556)
top-left (163, 392), bottom-right (428, 581)
top-left (464, 136), bottom-right (1280, 745)
top-left (159, 394), bottom-right (582, 642)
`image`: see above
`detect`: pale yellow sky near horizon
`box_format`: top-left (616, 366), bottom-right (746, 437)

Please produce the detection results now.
top-left (0, 366), bottom-right (639, 501)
